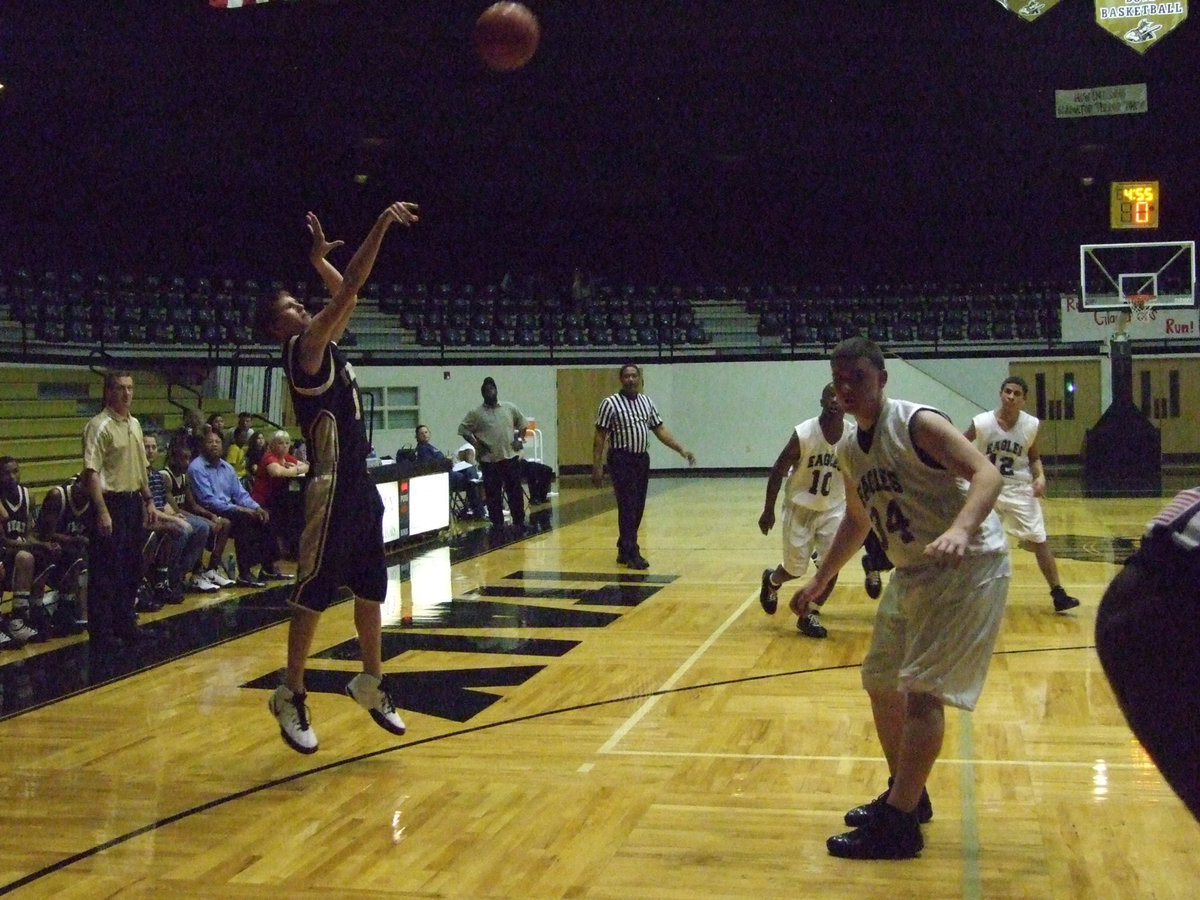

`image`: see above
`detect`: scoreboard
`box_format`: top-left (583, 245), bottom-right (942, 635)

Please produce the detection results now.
top-left (1110, 181), bottom-right (1159, 230)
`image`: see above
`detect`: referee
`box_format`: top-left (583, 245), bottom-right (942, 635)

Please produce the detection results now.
top-left (592, 363), bottom-right (695, 569)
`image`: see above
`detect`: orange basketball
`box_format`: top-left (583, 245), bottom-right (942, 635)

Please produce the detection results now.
top-left (473, 2), bottom-right (540, 72)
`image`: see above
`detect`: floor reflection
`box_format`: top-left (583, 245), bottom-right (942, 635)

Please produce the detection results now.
top-left (0, 492), bottom-right (597, 719)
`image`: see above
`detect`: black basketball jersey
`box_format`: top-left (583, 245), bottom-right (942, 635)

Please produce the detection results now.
top-left (164, 467), bottom-right (189, 511)
top-left (1, 485), bottom-right (30, 539)
top-left (283, 335), bottom-right (371, 481)
top-left (49, 481), bottom-right (91, 537)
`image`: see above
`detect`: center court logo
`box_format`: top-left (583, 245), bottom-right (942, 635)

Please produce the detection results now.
top-left (242, 571), bottom-right (677, 722)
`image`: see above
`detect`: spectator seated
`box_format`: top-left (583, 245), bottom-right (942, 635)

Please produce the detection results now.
top-left (250, 430), bottom-right (309, 560)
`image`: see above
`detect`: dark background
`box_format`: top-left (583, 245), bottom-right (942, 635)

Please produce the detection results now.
top-left (1, 1), bottom-right (1196, 287)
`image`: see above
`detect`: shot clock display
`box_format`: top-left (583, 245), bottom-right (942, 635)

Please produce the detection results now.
top-left (1110, 180), bottom-right (1159, 230)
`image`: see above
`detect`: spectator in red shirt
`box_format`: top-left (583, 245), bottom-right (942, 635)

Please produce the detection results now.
top-left (252, 430), bottom-right (309, 559)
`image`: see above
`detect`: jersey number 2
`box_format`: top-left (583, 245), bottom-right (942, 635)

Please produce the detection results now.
top-left (987, 453), bottom-right (1014, 477)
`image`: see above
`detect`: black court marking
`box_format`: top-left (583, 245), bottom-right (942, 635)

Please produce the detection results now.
top-left (508, 570), bottom-right (676, 584)
top-left (242, 665), bottom-right (546, 723)
top-left (389, 599), bottom-right (618, 629)
top-left (252, 571), bottom-right (676, 724)
top-left (476, 584), bottom-right (664, 607)
top-left (313, 632), bottom-right (580, 661)
top-left (0, 482), bottom-right (629, 720)
top-left (1044, 534), bottom-right (1138, 564)
top-left (0, 642), bottom-right (1101, 895)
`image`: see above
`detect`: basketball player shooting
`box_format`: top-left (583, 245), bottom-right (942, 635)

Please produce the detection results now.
top-left (254, 201), bottom-right (418, 754)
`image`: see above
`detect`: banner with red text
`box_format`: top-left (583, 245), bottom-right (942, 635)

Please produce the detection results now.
top-left (1061, 294), bottom-right (1199, 342)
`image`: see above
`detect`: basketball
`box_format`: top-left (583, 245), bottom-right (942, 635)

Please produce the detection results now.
top-left (473, 2), bottom-right (540, 72)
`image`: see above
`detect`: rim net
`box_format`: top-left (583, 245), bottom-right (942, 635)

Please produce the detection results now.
top-left (1126, 293), bottom-right (1157, 323)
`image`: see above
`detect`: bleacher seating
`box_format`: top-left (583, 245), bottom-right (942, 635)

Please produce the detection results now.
top-left (1, 267), bottom-right (1082, 356)
top-left (4, 271), bottom-right (275, 349)
top-left (0, 366), bottom-right (235, 505)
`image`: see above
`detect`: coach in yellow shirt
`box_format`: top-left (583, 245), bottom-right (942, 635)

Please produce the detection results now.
top-left (82, 371), bottom-right (153, 649)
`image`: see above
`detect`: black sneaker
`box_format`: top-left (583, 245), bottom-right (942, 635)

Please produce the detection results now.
top-left (51, 602), bottom-right (85, 636)
top-left (864, 570), bottom-right (882, 599)
top-left (797, 611), bottom-right (828, 638)
top-left (845, 777), bottom-right (933, 826)
top-left (759, 569), bottom-right (778, 615)
top-left (28, 602), bottom-right (55, 640)
top-left (827, 802), bottom-right (923, 860)
top-left (1051, 586), bottom-right (1080, 613)
top-left (624, 555), bottom-right (650, 570)
top-left (135, 586), bottom-right (163, 613)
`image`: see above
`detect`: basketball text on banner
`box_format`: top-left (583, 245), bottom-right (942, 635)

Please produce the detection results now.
top-left (994, 0), bottom-right (1063, 22)
top-left (1095, 2), bottom-right (1188, 54)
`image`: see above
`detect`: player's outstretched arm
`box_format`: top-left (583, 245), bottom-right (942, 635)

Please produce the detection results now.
top-left (301, 201), bottom-right (419, 368)
top-left (307, 212), bottom-right (345, 299)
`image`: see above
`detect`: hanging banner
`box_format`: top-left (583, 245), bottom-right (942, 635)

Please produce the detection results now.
top-left (1060, 295), bottom-right (1199, 342)
top-left (210, 0), bottom-right (299, 7)
top-left (1095, 2), bottom-right (1188, 53)
top-left (1055, 83), bottom-right (1148, 118)
top-left (995, 0), bottom-right (1063, 22)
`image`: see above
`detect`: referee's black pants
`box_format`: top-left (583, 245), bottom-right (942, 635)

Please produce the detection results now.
top-left (89, 492), bottom-right (144, 641)
top-left (608, 449), bottom-right (650, 559)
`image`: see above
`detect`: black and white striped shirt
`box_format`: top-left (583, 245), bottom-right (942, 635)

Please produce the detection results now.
top-left (1147, 488), bottom-right (1200, 552)
top-left (595, 392), bottom-right (662, 454)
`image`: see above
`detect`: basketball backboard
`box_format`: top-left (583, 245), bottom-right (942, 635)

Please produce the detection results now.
top-left (1080, 240), bottom-right (1195, 310)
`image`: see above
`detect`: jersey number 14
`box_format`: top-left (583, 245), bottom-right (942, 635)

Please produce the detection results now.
top-left (869, 500), bottom-right (915, 552)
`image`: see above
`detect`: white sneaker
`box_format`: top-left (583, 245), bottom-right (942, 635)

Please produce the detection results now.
top-left (5, 614), bottom-right (39, 644)
top-left (205, 569), bottom-right (235, 588)
top-left (268, 685), bottom-right (318, 754)
top-left (189, 572), bottom-right (219, 593)
top-left (346, 672), bottom-right (406, 736)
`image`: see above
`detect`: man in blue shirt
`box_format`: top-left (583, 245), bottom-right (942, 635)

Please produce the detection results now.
top-left (188, 431), bottom-right (286, 587)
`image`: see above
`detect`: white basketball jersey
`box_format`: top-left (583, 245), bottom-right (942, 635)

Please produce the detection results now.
top-left (970, 410), bottom-right (1040, 485)
top-left (838, 398), bottom-right (1006, 569)
top-left (784, 417), bottom-right (848, 512)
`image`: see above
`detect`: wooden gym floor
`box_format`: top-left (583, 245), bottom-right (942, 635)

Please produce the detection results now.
top-left (0, 476), bottom-right (1195, 899)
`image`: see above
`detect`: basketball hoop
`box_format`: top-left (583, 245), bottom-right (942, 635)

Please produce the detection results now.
top-left (1125, 292), bottom-right (1157, 323)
